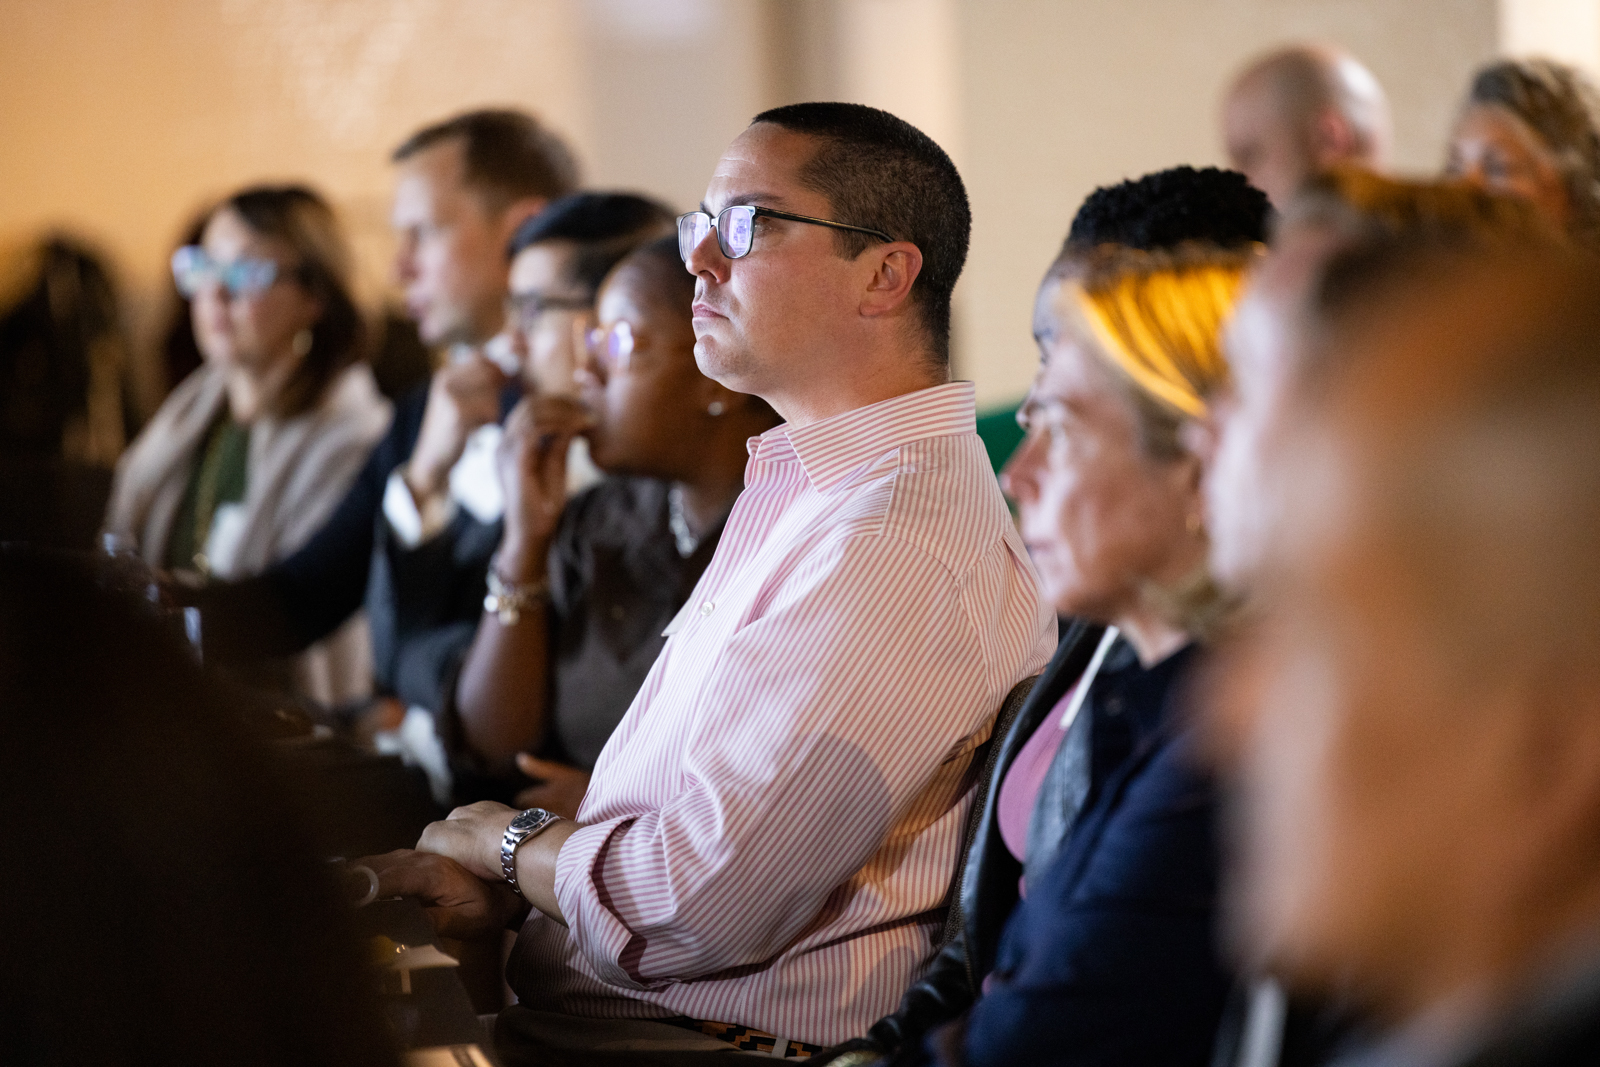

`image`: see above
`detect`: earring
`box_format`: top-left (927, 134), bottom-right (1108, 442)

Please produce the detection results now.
top-left (707, 400), bottom-right (726, 417)
top-left (292, 328), bottom-right (313, 358)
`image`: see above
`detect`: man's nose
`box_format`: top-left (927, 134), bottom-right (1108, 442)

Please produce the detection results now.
top-left (684, 228), bottom-right (729, 282)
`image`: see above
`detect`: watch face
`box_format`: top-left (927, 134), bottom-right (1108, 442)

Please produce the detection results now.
top-left (510, 808), bottom-right (549, 833)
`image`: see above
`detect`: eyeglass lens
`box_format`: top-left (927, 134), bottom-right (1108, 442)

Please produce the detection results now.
top-left (677, 206), bottom-right (759, 263)
top-left (171, 246), bottom-right (279, 299)
top-left (677, 213), bottom-right (711, 263)
top-left (586, 321), bottom-right (635, 372)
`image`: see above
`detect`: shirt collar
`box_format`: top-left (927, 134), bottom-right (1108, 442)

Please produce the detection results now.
top-left (747, 381), bottom-right (977, 492)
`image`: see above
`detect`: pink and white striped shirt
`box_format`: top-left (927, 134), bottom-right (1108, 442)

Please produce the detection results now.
top-left (508, 381), bottom-right (1056, 1045)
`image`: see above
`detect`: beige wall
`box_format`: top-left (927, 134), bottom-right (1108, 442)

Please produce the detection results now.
top-left (0, 0), bottom-right (1515, 413)
top-left (947, 0), bottom-right (1499, 406)
top-left (0, 0), bottom-right (775, 407)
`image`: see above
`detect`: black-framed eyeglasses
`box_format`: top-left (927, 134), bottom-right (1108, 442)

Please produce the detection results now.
top-left (505, 290), bottom-right (593, 333)
top-left (676, 205), bottom-right (895, 263)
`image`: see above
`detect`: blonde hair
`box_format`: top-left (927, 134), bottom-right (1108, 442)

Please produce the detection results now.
top-left (1057, 244), bottom-right (1254, 458)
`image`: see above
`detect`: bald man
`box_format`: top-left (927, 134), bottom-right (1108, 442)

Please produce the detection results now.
top-left (1222, 244), bottom-right (1600, 1067)
top-left (1221, 44), bottom-right (1392, 208)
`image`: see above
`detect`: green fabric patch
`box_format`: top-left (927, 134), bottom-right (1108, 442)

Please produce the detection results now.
top-left (976, 402), bottom-right (1024, 474)
top-left (167, 413), bottom-right (250, 572)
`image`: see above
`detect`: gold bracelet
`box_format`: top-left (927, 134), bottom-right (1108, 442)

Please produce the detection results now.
top-left (483, 564), bottom-right (549, 626)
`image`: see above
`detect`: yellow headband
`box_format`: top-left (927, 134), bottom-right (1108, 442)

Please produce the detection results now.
top-left (1072, 263), bottom-right (1244, 419)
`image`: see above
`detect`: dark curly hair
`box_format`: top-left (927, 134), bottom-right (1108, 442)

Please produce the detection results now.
top-left (1064, 166), bottom-right (1271, 255)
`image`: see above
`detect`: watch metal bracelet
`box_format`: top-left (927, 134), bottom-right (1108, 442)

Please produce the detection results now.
top-left (500, 807), bottom-right (562, 897)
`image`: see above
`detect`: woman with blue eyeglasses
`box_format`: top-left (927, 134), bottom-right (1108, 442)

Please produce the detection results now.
top-left (105, 184), bottom-right (391, 707)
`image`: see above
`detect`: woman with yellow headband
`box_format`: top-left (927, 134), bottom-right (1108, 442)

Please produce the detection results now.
top-left (839, 167), bottom-right (1266, 1067)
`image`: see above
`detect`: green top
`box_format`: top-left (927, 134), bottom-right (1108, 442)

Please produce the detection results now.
top-left (167, 412), bottom-right (251, 574)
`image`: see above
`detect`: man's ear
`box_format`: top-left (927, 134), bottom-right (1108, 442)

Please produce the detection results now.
top-left (859, 243), bottom-right (923, 319)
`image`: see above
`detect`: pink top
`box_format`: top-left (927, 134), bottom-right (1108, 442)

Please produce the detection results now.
top-left (995, 681), bottom-right (1082, 889)
top-left (508, 382), bottom-right (1056, 1045)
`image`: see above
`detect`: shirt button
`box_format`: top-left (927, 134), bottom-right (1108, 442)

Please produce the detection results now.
top-left (700, 600), bottom-right (715, 616)
top-left (610, 605), bottom-right (625, 620)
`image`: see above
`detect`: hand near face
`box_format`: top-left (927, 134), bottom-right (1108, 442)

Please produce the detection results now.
top-left (406, 354), bottom-right (510, 501)
top-left (513, 754), bottom-right (591, 821)
top-left (416, 800), bottom-right (520, 883)
top-left (495, 395), bottom-right (593, 574)
top-left (359, 848), bottom-right (527, 940)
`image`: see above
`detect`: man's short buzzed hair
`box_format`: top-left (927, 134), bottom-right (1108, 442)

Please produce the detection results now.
top-left (750, 102), bottom-right (971, 366)
top-left (392, 108), bottom-right (580, 213)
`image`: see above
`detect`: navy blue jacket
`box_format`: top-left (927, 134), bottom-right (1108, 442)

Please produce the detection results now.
top-left (960, 643), bottom-right (1231, 1067)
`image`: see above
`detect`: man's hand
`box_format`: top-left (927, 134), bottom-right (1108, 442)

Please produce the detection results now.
top-left (360, 849), bottom-right (527, 940)
top-left (416, 800), bottom-right (520, 882)
top-left (495, 395), bottom-right (594, 579)
top-left (405, 354), bottom-right (510, 502)
top-left (514, 754), bottom-right (591, 821)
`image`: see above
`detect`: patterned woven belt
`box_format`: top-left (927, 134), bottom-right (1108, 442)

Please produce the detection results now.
top-left (661, 1015), bottom-right (824, 1058)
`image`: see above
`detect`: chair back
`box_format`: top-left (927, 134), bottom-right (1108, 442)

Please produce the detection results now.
top-left (933, 673), bottom-right (1040, 949)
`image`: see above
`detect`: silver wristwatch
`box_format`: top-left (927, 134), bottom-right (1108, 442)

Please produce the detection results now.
top-left (500, 807), bottom-right (562, 897)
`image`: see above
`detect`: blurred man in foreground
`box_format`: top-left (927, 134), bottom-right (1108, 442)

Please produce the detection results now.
top-left (1204, 168), bottom-right (1545, 595)
top-left (1197, 173), bottom-right (1552, 1067)
top-left (1224, 244), bottom-right (1600, 1066)
top-left (1222, 44), bottom-right (1391, 208)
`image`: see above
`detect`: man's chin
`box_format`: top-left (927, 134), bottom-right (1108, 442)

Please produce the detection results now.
top-left (693, 337), bottom-right (745, 387)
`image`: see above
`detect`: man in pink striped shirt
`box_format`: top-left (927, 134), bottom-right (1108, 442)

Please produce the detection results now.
top-left (374, 102), bottom-right (1054, 1058)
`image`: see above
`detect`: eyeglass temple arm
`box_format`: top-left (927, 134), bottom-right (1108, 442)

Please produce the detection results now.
top-left (750, 207), bottom-right (895, 244)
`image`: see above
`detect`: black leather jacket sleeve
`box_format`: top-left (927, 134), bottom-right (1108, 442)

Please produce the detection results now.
top-left (864, 926), bottom-right (976, 1059)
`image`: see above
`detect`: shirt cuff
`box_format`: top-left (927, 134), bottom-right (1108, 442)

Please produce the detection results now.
top-left (553, 817), bottom-right (650, 989)
top-left (382, 468), bottom-right (457, 549)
